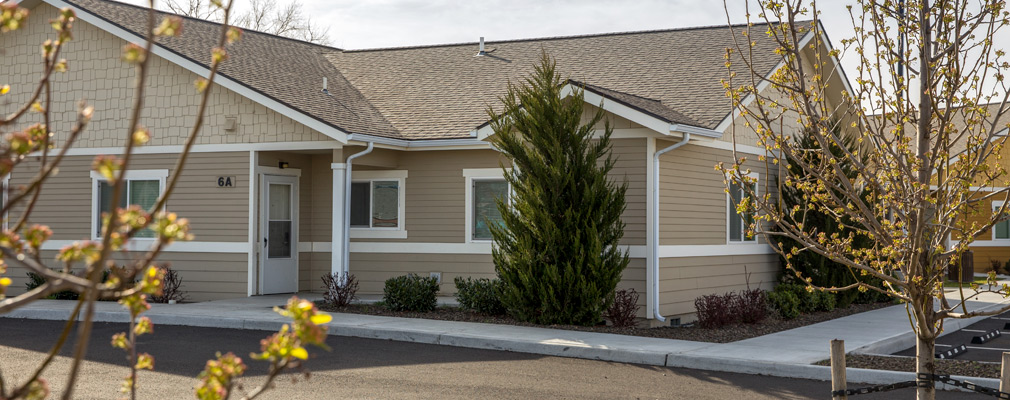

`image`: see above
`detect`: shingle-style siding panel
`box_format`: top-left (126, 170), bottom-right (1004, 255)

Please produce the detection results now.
top-left (0, 3), bottom-right (334, 148)
top-left (9, 152), bottom-right (250, 242)
top-left (658, 254), bottom-right (778, 319)
top-left (4, 251), bottom-right (247, 301)
top-left (658, 142), bottom-right (778, 246)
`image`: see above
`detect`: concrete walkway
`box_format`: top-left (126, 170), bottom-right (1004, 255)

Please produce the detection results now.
top-left (3, 290), bottom-right (1010, 389)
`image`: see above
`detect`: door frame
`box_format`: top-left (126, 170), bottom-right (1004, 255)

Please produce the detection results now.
top-left (255, 166), bottom-right (301, 295)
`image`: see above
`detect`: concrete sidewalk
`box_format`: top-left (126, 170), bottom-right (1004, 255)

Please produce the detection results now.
top-left (2, 290), bottom-right (1009, 389)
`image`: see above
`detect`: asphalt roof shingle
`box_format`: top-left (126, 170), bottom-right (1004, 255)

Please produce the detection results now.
top-left (67, 0), bottom-right (401, 138)
top-left (62, 0), bottom-right (790, 141)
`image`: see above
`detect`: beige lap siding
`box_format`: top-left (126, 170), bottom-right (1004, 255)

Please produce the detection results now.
top-left (4, 152), bottom-right (250, 300)
top-left (1, 3), bottom-right (332, 148)
top-left (9, 152), bottom-right (250, 241)
top-left (4, 251), bottom-right (247, 302)
top-left (618, 258), bottom-right (647, 318)
top-left (350, 253), bottom-right (496, 294)
top-left (609, 138), bottom-right (648, 246)
top-left (657, 254), bottom-right (778, 321)
top-left (658, 142), bottom-right (778, 246)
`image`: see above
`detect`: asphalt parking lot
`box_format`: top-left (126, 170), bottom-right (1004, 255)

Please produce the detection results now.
top-left (894, 311), bottom-right (1010, 362)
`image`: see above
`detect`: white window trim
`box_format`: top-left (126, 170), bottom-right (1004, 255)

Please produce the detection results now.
top-left (993, 200), bottom-right (1010, 240)
top-left (727, 172), bottom-right (759, 244)
top-left (90, 169), bottom-right (169, 241)
top-left (349, 170), bottom-right (407, 239)
top-left (464, 168), bottom-right (511, 243)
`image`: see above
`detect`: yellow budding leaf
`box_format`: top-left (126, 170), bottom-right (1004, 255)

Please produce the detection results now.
top-left (290, 347), bottom-right (308, 360)
top-left (310, 313), bottom-right (332, 325)
top-left (0, 277), bottom-right (10, 287)
top-left (0, 85), bottom-right (9, 95)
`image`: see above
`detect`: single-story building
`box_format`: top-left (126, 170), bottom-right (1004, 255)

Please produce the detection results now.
top-left (2, 0), bottom-right (850, 323)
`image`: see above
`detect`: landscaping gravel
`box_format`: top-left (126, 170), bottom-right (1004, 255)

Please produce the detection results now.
top-left (317, 301), bottom-right (894, 343)
top-left (813, 354), bottom-right (1000, 379)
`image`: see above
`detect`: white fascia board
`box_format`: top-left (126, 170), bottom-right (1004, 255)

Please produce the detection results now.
top-left (568, 85), bottom-right (671, 135)
top-left (670, 123), bottom-right (720, 138)
top-left (347, 134), bottom-right (492, 150)
top-left (44, 0), bottom-right (349, 144)
top-left (714, 29), bottom-right (818, 133)
top-left (474, 124), bottom-right (496, 141)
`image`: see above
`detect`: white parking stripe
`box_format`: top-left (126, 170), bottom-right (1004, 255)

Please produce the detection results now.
top-left (966, 346), bottom-right (1010, 351)
top-left (961, 329), bottom-right (991, 333)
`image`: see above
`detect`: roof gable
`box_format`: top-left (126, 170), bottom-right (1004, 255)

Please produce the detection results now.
top-left (53, 0), bottom-right (404, 141)
top-left (12, 0), bottom-right (814, 143)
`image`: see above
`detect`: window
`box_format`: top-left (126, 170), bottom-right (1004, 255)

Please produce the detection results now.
top-left (464, 168), bottom-right (511, 242)
top-left (728, 176), bottom-right (757, 243)
top-left (350, 180), bottom-right (400, 228)
top-left (994, 201), bottom-right (1010, 239)
top-left (348, 170), bottom-right (407, 239)
top-left (91, 170), bottom-right (167, 239)
top-left (472, 179), bottom-right (508, 240)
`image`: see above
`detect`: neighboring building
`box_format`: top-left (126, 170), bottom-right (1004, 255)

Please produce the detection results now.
top-left (946, 118), bottom-right (1010, 272)
top-left (2, 0), bottom-right (850, 323)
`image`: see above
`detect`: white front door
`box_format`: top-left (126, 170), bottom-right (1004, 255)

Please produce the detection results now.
top-left (259, 174), bottom-right (299, 294)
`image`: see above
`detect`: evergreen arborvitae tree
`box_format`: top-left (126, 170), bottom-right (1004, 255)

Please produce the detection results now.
top-left (774, 123), bottom-right (882, 306)
top-left (488, 53), bottom-right (629, 326)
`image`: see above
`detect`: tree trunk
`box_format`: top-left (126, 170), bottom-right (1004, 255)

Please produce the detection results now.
top-left (916, 335), bottom-right (936, 400)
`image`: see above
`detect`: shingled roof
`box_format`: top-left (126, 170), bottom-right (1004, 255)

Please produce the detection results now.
top-left (61, 0), bottom-right (791, 141)
top-left (66, 0), bottom-right (400, 138)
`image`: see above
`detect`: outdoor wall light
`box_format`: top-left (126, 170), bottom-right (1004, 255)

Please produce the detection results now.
top-left (279, 161), bottom-right (289, 169)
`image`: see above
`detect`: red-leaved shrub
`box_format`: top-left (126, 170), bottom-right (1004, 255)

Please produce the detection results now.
top-left (734, 288), bottom-right (769, 324)
top-left (605, 288), bottom-right (641, 328)
top-left (694, 293), bottom-right (736, 328)
top-left (322, 273), bottom-right (359, 307)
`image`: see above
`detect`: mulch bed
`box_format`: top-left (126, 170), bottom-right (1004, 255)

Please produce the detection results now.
top-left (814, 354), bottom-right (1000, 379)
top-left (317, 301), bottom-right (894, 344)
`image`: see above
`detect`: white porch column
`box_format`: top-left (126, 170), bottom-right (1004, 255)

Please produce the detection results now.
top-left (331, 162), bottom-right (347, 277)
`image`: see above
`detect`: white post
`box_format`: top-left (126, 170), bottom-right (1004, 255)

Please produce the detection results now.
top-left (331, 163), bottom-right (347, 281)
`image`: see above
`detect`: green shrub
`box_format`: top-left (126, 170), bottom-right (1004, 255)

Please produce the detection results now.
top-left (813, 290), bottom-right (836, 312)
top-left (767, 290), bottom-right (800, 320)
top-left (383, 274), bottom-right (439, 312)
top-left (454, 277), bottom-right (505, 315)
top-left (26, 271), bottom-right (80, 300)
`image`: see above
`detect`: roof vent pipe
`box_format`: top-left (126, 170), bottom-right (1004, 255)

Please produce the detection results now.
top-left (476, 37), bottom-right (486, 56)
top-left (322, 77), bottom-right (329, 94)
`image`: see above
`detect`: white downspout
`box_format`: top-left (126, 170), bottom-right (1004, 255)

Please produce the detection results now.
top-left (343, 142), bottom-right (374, 283)
top-left (651, 132), bottom-right (691, 322)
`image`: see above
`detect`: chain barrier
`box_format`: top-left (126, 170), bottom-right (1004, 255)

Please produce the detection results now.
top-left (830, 373), bottom-right (1010, 398)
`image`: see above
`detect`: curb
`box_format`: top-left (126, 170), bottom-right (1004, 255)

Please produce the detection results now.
top-left (3, 303), bottom-right (1006, 394)
top-left (664, 353), bottom-right (1000, 392)
top-left (2, 308), bottom-right (287, 332)
top-left (854, 299), bottom-right (1010, 356)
